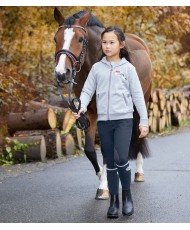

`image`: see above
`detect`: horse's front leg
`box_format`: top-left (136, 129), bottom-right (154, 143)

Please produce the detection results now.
top-left (96, 160), bottom-right (109, 200)
top-left (85, 111), bottom-right (109, 200)
top-left (134, 152), bottom-right (145, 182)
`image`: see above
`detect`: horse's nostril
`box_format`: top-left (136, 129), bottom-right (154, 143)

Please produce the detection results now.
top-left (56, 72), bottom-right (66, 82)
top-left (66, 69), bottom-right (70, 76)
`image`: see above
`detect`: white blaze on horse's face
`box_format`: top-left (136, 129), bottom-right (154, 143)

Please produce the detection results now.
top-left (55, 28), bottom-right (75, 75)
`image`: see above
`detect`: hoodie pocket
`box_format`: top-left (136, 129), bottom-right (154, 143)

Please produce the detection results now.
top-left (109, 92), bottom-right (132, 114)
top-left (97, 92), bottom-right (107, 114)
top-left (123, 92), bottom-right (131, 106)
top-left (123, 92), bottom-right (134, 110)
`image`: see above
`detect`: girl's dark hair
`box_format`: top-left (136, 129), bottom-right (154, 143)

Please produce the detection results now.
top-left (100, 26), bottom-right (130, 62)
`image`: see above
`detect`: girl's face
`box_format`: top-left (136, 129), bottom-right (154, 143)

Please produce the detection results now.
top-left (101, 31), bottom-right (124, 61)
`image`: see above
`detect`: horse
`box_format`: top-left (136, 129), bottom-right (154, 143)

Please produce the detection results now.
top-left (53, 7), bottom-right (152, 200)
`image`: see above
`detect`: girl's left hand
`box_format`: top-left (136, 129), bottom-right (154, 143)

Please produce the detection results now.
top-left (139, 126), bottom-right (149, 138)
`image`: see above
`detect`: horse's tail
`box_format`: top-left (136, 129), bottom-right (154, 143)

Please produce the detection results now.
top-left (128, 107), bottom-right (151, 160)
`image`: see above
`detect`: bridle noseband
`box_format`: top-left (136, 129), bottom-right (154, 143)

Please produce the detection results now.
top-left (54, 24), bottom-right (90, 131)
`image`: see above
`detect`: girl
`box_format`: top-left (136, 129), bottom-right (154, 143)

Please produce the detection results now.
top-left (74, 26), bottom-right (148, 218)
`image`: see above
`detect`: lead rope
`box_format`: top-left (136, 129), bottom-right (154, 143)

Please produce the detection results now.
top-left (55, 73), bottom-right (90, 131)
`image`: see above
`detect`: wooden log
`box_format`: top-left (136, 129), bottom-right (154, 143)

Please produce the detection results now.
top-left (161, 116), bottom-right (166, 130)
top-left (157, 116), bottom-right (162, 133)
top-left (156, 88), bottom-right (164, 100)
top-left (148, 115), bottom-right (153, 131)
top-left (76, 128), bottom-right (84, 150)
top-left (25, 100), bottom-right (68, 129)
top-left (171, 112), bottom-right (180, 126)
top-left (151, 90), bottom-right (158, 103)
top-left (61, 133), bottom-right (76, 155)
top-left (43, 129), bottom-right (62, 159)
top-left (14, 129), bottom-right (62, 159)
top-left (62, 109), bottom-right (76, 133)
top-left (171, 101), bottom-right (177, 113)
top-left (158, 97), bottom-right (166, 111)
top-left (24, 100), bottom-right (68, 113)
top-left (151, 116), bottom-right (157, 133)
top-left (166, 100), bottom-right (171, 113)
top-left (152, 103), bottom-right (159, 117)
top-left (7, 108), bottom-right (57, 136)
top-left (148, 101), bottom-right (154, 110)
top-left (47, 93), bottom-right (69, 108)
top-left (182, 85), bottom-right (190, 92)
top-left (6, 135), bottom-right (47, 162)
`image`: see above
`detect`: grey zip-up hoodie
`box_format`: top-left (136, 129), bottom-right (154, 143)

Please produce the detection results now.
top-left (80, 57), bottom-right (148, 127)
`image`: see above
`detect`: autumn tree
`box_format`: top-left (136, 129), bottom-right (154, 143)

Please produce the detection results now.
top-left (0, 6), bottom-right (190, 136)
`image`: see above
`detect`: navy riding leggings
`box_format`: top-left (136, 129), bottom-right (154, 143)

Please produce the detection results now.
top-left (97, 119), bottom-right (133, 195)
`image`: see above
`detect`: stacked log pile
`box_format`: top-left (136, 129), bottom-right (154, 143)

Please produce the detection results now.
top-left (4, 86), bottom-right (190, 162)
top-left (5, 97), bottom-right (77, 162)
top-left (148, 86), bottom-right (190, 133)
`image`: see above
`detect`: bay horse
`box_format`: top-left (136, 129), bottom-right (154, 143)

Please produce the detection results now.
top-left (54, 8), bottom-right (152, 200)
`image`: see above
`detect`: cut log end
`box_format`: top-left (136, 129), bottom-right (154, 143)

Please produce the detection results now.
top-left (61, 133), bottom-right (76, 155)
top-left (40, 136), bottom-right (47, 162)
top-left (56, 130), bottom-right (62, 158)
top-left (48, 108), bottom-right (57, 129)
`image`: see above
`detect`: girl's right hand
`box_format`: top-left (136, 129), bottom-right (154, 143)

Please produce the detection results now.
top-left (72, 107), bottom-right (85, 119)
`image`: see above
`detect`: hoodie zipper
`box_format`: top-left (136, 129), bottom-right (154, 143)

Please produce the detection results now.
top-left (107, 65), bottom-right (113, 120)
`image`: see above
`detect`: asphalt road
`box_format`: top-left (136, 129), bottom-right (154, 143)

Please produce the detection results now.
top-left (0, 130), bottom-right (190, 223)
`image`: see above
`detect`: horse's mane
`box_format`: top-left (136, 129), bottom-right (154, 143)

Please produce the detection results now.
top-left (65, 11), bottom-right (105, 28)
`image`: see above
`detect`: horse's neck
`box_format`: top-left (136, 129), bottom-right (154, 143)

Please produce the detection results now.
top-left (74, 26), bottom-right (104, 97)
top-left (86, 26), bottom-right (104, 66)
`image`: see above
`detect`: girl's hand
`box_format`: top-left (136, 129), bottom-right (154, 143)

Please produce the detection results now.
top-left (72, 107), bottom-right (85, 119)
top-left (139, 125), bottom-right (149, 138)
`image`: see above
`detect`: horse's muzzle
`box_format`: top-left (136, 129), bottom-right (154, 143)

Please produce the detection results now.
top-left (55, 69), bottom-right (71, 83)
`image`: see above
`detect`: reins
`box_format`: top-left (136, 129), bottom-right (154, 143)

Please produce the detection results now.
top-left (55, 25), bottom-right (90, 131)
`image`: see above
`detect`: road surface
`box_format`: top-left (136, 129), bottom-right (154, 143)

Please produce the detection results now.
top-left (0, 130), bottom-right (190, 223)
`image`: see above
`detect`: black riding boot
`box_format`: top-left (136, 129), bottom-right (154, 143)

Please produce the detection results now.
top-left (122, 189), bottom-right (134, 216)
top-left (107, 194), bottom-right (119, 218)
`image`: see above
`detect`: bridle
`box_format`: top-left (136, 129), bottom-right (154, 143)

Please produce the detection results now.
top-left (55, 25), bottom-right (88, 80)
top-left (54, 24), bottom-right (90, 130)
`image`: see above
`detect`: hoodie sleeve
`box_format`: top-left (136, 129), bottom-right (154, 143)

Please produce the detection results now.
top-left (128, 65), bottom-right (148, 127)
top-left (79, 66), bottom-right (97, 112)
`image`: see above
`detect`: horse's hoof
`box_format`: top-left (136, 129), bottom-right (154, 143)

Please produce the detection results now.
top-left (95, 189), bottom-right (109, 200)
top-left (134, 172), bottom-right (144, 182)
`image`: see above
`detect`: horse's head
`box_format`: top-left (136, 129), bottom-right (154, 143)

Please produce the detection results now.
top-left (54, 8), bottom-right (91, 84)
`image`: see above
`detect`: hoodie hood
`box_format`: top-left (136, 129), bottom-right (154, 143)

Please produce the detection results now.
top-left (100, 56), bottom-right (128, 68)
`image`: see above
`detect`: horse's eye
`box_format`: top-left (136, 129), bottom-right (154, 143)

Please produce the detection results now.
top-left (78, 37), bottom-right (84, 43)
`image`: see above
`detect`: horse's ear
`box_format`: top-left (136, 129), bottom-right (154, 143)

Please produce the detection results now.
top-left (79, 11), bottom-right (91, 28)
top-left (54, 7), bottom-right (65, 26)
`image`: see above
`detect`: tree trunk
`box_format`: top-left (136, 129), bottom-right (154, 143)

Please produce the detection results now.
top-left (7, 108), bottom-right (57, 136)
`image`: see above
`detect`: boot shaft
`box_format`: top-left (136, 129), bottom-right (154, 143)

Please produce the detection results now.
top-left (122, 189), bottom-right (132, 202)
top-left (122, 189), bottom-right (134, 216)
top-left (110, 194), bottom-right (119, 208)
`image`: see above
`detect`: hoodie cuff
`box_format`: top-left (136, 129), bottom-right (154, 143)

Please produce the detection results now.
top-left (81, 104), bottom-right (87, 113)
top-left (139, 118), bottom-right (148, 127)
